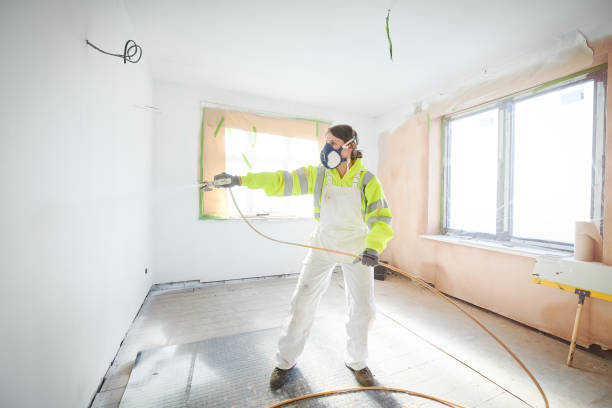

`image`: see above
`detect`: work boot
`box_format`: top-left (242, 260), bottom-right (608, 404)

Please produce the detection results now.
top-left (346, 365), bottom-right (375, 386)
top-left (269, 367), bottom-right (293, 390)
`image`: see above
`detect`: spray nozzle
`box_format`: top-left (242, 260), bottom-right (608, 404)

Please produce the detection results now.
top-left (199, 180), bottom-right (213, 191)
top-left (200, 177), bottom-right (234, 191)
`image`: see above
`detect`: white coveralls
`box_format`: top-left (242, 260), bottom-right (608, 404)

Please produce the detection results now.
top-left (276, 170), bottom-right (376, 371)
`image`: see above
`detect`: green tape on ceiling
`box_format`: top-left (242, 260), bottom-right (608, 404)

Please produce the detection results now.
top-left (213, 116), bottom-right (225, 137)
top-left (386, 9), bottom-right (393, 61)
top-left (252, 126), bottom-right (257, 147)
top-left (315, 120), bottom-right (319, 139)
top-left (242, 153), bottom-right (252, 169)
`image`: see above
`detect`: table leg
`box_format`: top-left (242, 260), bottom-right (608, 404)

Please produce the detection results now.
top-left (566, 289), bottom-right (590, 367)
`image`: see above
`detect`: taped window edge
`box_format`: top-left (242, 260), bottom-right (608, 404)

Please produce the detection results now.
top-left (199, 107), bottom-right (330, 219)
top-left (442, 63), bottom-right (607, 122)
top-left (440, 65), bottom-right (607, 250)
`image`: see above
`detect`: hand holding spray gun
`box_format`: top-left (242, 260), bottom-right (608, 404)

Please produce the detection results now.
top-left (200, 173), bottom-right (241, 191)
top-left (197, 170), bottom-right (548, 408)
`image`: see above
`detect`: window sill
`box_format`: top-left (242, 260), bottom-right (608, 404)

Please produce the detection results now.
top-left (200, 215), bottom-right (314, 222)
top-left (420, 234), bottom-right (573, 259)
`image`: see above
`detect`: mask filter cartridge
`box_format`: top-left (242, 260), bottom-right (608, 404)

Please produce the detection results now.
top-left (320, 138), bottom-right (355, 169)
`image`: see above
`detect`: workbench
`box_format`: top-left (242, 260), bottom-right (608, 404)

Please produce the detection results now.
top-left (532, 256), bottom-right (612, 366)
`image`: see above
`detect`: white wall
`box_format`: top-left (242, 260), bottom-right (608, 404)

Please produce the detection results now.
top-left (152, 80), bottom-right (378, 284)
top-left (0, 1), bottom-right (153, 407)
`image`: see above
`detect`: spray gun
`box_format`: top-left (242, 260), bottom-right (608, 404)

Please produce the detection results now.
top-left (200, 174), bottom-right (236, 191)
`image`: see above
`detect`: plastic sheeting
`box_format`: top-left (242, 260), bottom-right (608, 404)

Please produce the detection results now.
top-left (200, 108), bottom-right (329, 218)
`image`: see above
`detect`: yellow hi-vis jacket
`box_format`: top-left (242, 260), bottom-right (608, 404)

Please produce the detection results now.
top-left (241, 158), bottom-right (394, 254)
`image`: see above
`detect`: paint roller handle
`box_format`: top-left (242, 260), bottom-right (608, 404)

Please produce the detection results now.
top-left (213, 172), bottom-right (241, 188)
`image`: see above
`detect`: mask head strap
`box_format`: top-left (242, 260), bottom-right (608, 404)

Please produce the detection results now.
top-left (342, 130), bottom-right (357, 149)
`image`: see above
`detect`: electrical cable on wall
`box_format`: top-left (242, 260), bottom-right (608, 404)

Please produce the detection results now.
top-left (86, 39), bottom-right (143, 64)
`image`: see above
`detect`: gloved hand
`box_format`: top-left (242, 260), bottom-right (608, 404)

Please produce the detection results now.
top-left (354, 248), bottom-right (379, 267)
top-left (213, 172), bottom-right (241, 188)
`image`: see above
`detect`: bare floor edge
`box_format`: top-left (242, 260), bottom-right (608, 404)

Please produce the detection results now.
top-left (91, 273), bottom-right (612, 408)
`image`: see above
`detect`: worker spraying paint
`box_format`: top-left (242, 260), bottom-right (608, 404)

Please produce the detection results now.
top-left (202, 128), bottom-right (550, 408)
top-left (204, 124), bottom-right (393, 389)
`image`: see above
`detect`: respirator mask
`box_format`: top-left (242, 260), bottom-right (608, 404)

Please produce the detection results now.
top-left (320, 133), bottom-right (356, 169)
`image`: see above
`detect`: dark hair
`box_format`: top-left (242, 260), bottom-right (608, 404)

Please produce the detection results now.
top-left (328, 124), bottom-right (363, 159)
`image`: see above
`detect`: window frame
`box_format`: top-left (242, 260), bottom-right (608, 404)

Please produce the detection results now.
top-left (223, 127), bottom-right (320, 219)
top-left (198, 106), bottom-right (330, 220)
top-left (442, 65), bottom-right (608, 252)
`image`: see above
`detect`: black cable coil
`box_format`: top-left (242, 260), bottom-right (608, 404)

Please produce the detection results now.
top-left (86, 39), bottom-right (142, 64)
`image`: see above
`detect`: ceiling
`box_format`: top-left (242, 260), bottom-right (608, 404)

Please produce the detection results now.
top-left (125, 0), bottom-right (612, 117)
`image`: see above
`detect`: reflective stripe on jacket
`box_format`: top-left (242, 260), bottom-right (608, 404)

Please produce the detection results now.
top-left (241, 158), bottom-right (393, 254)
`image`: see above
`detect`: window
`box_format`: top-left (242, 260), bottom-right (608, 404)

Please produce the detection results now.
top-left (443, 66), bottom-right (607, 250)
top-left (225, 128), bottom-right (319, 218)
top-left (199, 107), bottom-right (329, 219)
top-left (448, 108), bottom-right (499, 234)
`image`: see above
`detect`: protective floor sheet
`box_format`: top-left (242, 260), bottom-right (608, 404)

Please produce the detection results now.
top-left (119, 326), bottom-right (423, 407)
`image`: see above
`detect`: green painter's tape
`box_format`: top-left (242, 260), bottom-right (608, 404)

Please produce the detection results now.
top-left (293, 117), bottom-right (332, 124)
top-left (252, 126), bottom-right (258, 147)
top-left (531, 63), bottom-right (608, 94)
top-left (242, 153), bottom-right (252, 169)
top-left (427, 112), bottom-right (431, 134)
top-left (199, 109), bottom-right (206, 218)
top-left (199, 188), bottom-right (204, 218)
top-left (200, 109), bottom-right (205, 182)
top-left (199, 214), bottom-right (228, 220)
top-left (214, 116), bottom-right (225, 137)
top-left (449, 64), bottom-right (608, 118)
top-left (386, 9), bottom-right (393, 61)
top-left (440, 119), bottom-right (446, 234)
top-left (200, 109), bottom-right (230, 220)
top-left (315, 120), bottom-right (319, 139)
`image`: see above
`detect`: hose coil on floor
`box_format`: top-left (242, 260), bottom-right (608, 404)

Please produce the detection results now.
top-left (226, 188), bottom-right (549, 408)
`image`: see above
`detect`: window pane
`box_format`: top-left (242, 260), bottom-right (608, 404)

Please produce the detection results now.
top-left (225, 128), bottom-right (319, 217)
top-left (513, 81), bottom-right (594, 243)
top-left (448, 108), bottom-right (498, 233)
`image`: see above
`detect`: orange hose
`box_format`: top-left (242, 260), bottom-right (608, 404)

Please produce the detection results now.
top-left (227, 189), bottom-right (549, 408)
top-left (266, 386), bottom-right (467, 408)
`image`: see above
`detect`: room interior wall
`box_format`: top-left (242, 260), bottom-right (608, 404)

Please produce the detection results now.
top-left (0, 1), bottom-right (153, 407)
top-left (152, 80), bottom-right (378, 284)
top-left (377, 36), bottom-right (612, 349)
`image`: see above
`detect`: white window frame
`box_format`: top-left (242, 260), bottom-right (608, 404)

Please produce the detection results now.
top-left (442, 65), bottom-right (607, 252)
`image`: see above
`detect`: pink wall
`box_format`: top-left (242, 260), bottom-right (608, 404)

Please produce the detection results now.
top-left (378, 39), bottom-right (612, 348)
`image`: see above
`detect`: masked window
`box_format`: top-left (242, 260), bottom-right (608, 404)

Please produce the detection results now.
top-left (224, 128), bottom-right (318, 218)
top-left (199, 107), bottom-right (329, 219)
